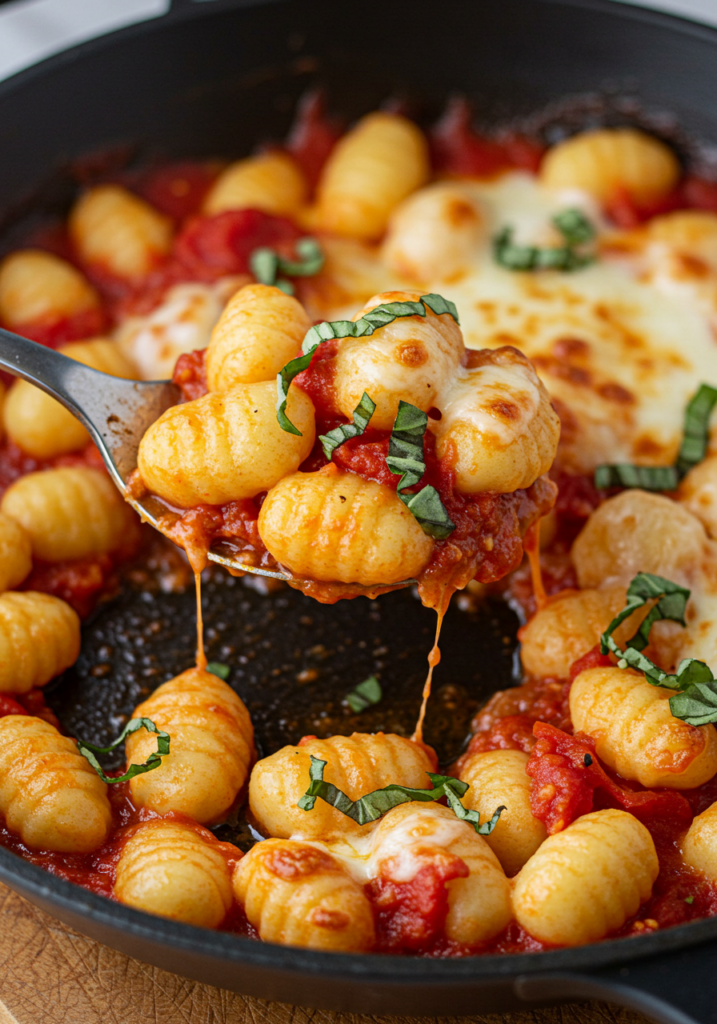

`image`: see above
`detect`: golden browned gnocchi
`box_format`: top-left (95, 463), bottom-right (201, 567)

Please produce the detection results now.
top-left (682, 801), bottom-right (717, 882)
top-left (1, 466), bottom-right (135, 562)
top-left (512, 809), bottom-right (658, 946)
top-left (381, 182), bottom-right (484, 282)
top-left (458, 750), bottom-right (547, 876)
top-left (126, 667), bottom-right (254, 824)
top-left (206, 283), bottom-right (311, 390)
top-left (570, 665), bottom-right (717, 789)
top-left (571, 490), bottom-right (709, 589)
top-left (249, 732), bottom-right (435, 840)
top-left (433, 347), bottom-right (560, 493)
top-left (646, 210), bottom-right (717, 272)
top-left (69, 184), bottom-right (173, 278)
top-left (0, 249), bottom-right (100, 327)
top-left (114, 820), bottom-right (234, 927)
top-left (367, 802), bottom-right (512, 944)
top-left (333, 290), bottom-right (464, 430)
top-left (203, 151), bottom-right (308, 217)
top-left (257, 467), bottom-right (434, 586)
top-left (678, 454), bottom-right (717, 538)
top-left (540, 128), bottom-right (680, 204)
top-left (0, 715), bottom-right (111, 852)
top-left (316, 112), bottom-right (430, 240)
top-left (0, 592), bottom-right (80, 693)
top-left (234, 839), bottom-right (375, 951)
top-left (137, 380), bottom-right (315, 507)
top-left (519, 584), bottom-right (634, 680)
top-left (3, 339), bottom-right (137, 458)
top-left (0, 511), bottom-right (32, 593)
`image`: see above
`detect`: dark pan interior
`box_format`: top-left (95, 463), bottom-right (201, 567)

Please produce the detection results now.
top-left (3, 0), bottom-right (717, 1017)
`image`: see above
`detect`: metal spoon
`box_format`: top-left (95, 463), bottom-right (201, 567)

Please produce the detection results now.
top-left (0, 330), bottom-right (291, 579)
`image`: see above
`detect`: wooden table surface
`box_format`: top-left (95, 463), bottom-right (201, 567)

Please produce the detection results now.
top-left (0, 882), bottom-right (656, 1024)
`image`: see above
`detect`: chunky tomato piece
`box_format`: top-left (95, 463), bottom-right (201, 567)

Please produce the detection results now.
top-left (174, 209), bottom-right (301, 278)
top-left (173, 349), bottom-right (208, 401)
top-left (139, 162), bottom-right (217, 223)
top-left (286, 90), bottom-right (343, 190)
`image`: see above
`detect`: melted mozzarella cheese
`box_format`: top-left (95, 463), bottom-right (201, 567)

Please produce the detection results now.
top-left (438, 360), bottom-right (540, 446)
top-left (115, 277), bottom-right (243, 380)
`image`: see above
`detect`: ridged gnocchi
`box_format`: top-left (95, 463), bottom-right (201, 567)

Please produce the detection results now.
top-left (0, 592), bottom-right (80, 693)
top-left (433, 347), bottom-right (560, 493)
top-left (0, 715), bottom-right (111, 852)
top-left (570, 665), bottom-right (717, 789)
top-left (512, 809), bottom-right (659, 946)
top-left (0, 511), bottom-right (32, 593)
top-left (682, 800), bottom-right (717, 881)
top-left (126, 667), bottom-right (254, 824)
top-left (368, 802), bottom-right (512, 944)
top-left (249, 732), bottom-right (435, 840)
top-left (333, 290), bottom-right (464, 430)
top-left (137, 380), bottom-right (315, 507)
top-left (571, 490), bottom-right (708, 589)
top-left (458, 750), bottom-right (547, 876)
top-left (203, 151), bottom-right (308, 217)
top-left (540, 128), bottom-right (680, 205)
top-left (316, 113), bottom-right (430, 240)
top-left (114, 820), bottom-right (234, 927)
top-left (257, 467), bottom-right (434, 586)
top-left (69, 185), bottom-right (173, 278)
top-left (4, 339), bottom-right (137, 458)
top-left (234, 839), bottom-right (375, 951)
top-left (678, 454), bottom-right (717, 539)
top-left (519, 585), bottom-right (632, 680)
top-left (206, 283), bottom-right (311, 390)
top-left (0, 249), bottom-right (99, 327)
top-left (381, 183), bottom-right (484, 282)
top-left (1, 466), bottom-right (135, 562)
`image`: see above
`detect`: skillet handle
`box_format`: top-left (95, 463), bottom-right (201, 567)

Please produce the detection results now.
top-left (515, 942), bottom-right (717, 1024)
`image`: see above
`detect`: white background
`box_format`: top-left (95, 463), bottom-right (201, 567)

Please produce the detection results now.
top-left (0, 0), bottom-right (714, 83)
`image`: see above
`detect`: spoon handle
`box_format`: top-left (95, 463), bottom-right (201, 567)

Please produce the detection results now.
top-left (0, 329), bottom-right (179, 486)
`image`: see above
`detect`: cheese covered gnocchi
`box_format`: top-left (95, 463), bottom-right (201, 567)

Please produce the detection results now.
top-left (0, 715), bottom-right (111, 852)
top-left (126, 667), bottom-right (254, 824)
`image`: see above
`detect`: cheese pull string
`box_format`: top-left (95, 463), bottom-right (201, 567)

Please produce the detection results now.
top-left (524, 519), bottom-right (548, 612)
top-left (412, 601), bottom-right (447, 745)
top-left (194, 570), bottom-right (207, 671)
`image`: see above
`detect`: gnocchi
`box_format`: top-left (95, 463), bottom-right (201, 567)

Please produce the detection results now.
top-left (234, 839), bottom-right (375, 951)
top-left (114, 820), bottom-right (233, 927)
top-left (126, 667), bottom-right (254, 824)
top-left (570, 665), bottom-right (717, 789)
top-left (249, 732), bottom-right (435, 840)
top-left (0, 249), bottom-right (99, 328)
top-left (1, 466), bottom-right (135, 562)
top-left (682, 801), bottom-right (717, 882)
top-left (512, 809), bottom-right (659, 946)
top-left (203, 151), bottom-right (308, 218)
top-left (0, 715), bottom-right (111, 852)
top-left (257, 467), bottom-right (435, 586)
top-left (137, 380), bottom-right (315, 507)
top-left (0, 511), bottom-right (32, 593)
top-left (0, 592), bottom-right (80, 693)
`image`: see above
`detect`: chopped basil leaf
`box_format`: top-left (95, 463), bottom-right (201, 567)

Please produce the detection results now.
top-left (298, 754), bottom-right (504, 835)
top-left (600, 572), bottom-right (717, 725)
top-left (387, 401), bottom-right (455, 540)
top-left (250, 237), bottom-right (325, 296)
top-left (685, 896), bottom-right (695, 904)
top-left (595, 383), bottom-right (717, 493)
top-left (77, 717), bottom-right (170, 784)
top-left (346, 675), bottom-right (382, 713)
top-left (276, 293), bottom-right (459, 435)
top-left (320, 392), bottom-right (376, 460)
top-left (206, 661), bottom-right (230, 680)
top-left (494, 208), bottom-right (597, 274)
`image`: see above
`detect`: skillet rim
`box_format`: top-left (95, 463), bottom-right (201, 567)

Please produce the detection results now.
top-left (0, 0), bottom-right (717, 983)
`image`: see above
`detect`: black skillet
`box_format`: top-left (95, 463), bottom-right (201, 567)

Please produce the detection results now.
top-left (1, 0), bottom-right (717, 1018)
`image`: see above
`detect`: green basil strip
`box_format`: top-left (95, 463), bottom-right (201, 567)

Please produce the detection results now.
top-left (346, 675), bottom-right (383, 713)
top-left (76, 717), bottom-right (170, 785)
top-left (320, 392), bottom-right (376, 460)
top-left (494, 208), bottom-right (597, 274)
top-left (250, 238), bottom-right (325, 297)
top-left (206, 661), bottom-right (230, 680)
top-left (600, 571), bottom-right (717, 725)
top-left (387, 400), bottom-right (456, 539)
top-left (276, 293), bottom-right (459, 435)
top-left (595, 383), bottom-right (717, 493)
top-left (676, 384), bottom-right (717, 477)
top-left (298, 755), bottom-right (504, 835)
top-left (594, 464), bottom-right (681, 492)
